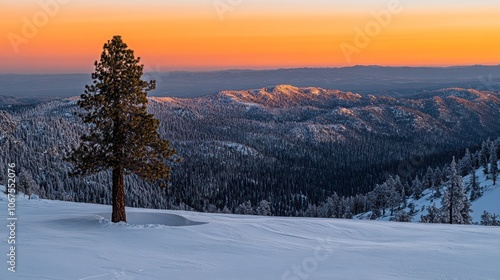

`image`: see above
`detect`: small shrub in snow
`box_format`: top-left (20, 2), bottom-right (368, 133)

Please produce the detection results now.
top-left (480, 211), bottom-right (500, 226)
top-left (390, 210), bottom-right (413, 222)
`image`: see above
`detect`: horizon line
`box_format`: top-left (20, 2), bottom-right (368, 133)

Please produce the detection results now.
top-left (2, 64), bottom-right (500, 75)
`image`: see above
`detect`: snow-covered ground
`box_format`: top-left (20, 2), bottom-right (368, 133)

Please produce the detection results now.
top-left (1, 188), bottom-right (499, 280)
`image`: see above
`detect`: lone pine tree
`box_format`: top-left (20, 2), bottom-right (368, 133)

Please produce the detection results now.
top-left (67, 35), bottom-right (178, 223)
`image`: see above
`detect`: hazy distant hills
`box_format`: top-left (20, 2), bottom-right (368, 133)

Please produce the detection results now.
top-left (2, 65), bottom-right (500, 101)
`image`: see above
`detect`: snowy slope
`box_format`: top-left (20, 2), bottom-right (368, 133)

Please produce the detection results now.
top-left (469, 179), bottom-right (500, 222)
top-left (1, 187), bottom-right (499, 280)
top-left (358, 163), bottom-right (500, 223)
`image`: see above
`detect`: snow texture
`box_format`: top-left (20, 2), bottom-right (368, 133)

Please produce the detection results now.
top-left (1, 186), bottom-right (499, 280)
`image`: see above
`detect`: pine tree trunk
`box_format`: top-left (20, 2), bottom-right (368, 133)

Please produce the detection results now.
top-left (112, 167), bottom-right (127, 223)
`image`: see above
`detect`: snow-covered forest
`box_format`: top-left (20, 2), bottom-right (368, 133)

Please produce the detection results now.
top-left (1, 87), bottom-right (500, 224)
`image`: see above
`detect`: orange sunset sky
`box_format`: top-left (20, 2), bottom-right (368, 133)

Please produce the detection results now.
top-left (1, 0), bottom-right (500, 73)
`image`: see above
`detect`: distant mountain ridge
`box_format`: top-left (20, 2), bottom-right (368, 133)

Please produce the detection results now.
top-left (2, 65), bottom-right (500, 99)
top-left (212, 85), bottom-right (362, 108)
top-left (148, 85), bottom-right (500, 142)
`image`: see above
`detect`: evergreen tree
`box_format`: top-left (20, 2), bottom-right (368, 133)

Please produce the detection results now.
top-left (480, 211), bottom-right (500, 226)
top-left (18, 168), bottom-right (38, 198)
top-left (407, 202), bottom-right (418, 217)
top-left (386, 176), bottom-right (402, 216)
top-left (318, 196), bottom-right (336, 218)
top-left (239, 200), bottom-right (254, 215)
top-left (423, 167), bottom-right (434, 191)
top-left (304, 204), bottom-right (318, 217)
top-left (222, 206), bottom-right (232, 214)
top-left (67, 36), bottom-right (179, 223)
top-left (469, 168), bottom-right (482, 201)
top-left (368, 183), bottom-right (389, 217)
top-left (390, 209), bottom-right (413, 222)
top-left (490, 143), bottom-right (498, 185)
top-left (342, 201), bottom-right (353, 219)
top-left (256, 200), bottom-right (272, 216)
top-left (432, 168), bottom-right (443, 198)
top-left (420, 203), bottom-right (442, 223)
top-left (458, 148), bottom-right (473, 176)
top-left (0, 161), bottom-right (5, 186)
top-left (479, 140), bottom-right (490, 175)
top-left (332, 192), bottom-right (342, 218)
top-left (394, 175), bottom-right (406, 208)
top-left (440, 157), bottom-right (472, 224)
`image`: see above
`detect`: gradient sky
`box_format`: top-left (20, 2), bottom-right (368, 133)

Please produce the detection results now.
top-left (1, 0), bottom-right (500, 73)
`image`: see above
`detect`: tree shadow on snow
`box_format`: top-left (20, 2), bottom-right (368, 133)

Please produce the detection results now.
top-left (47, 212), bottom-right (207, 230)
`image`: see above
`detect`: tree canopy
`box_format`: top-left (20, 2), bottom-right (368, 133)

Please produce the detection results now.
top-left (67, 35), bottom-right (179, 222)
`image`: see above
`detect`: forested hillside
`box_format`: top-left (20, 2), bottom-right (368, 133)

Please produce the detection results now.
top-left (1, 85), bottom-right (500, 217)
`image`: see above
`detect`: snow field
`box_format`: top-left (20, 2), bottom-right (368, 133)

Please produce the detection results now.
top-left (0, 189), bottom-right (499, 280)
